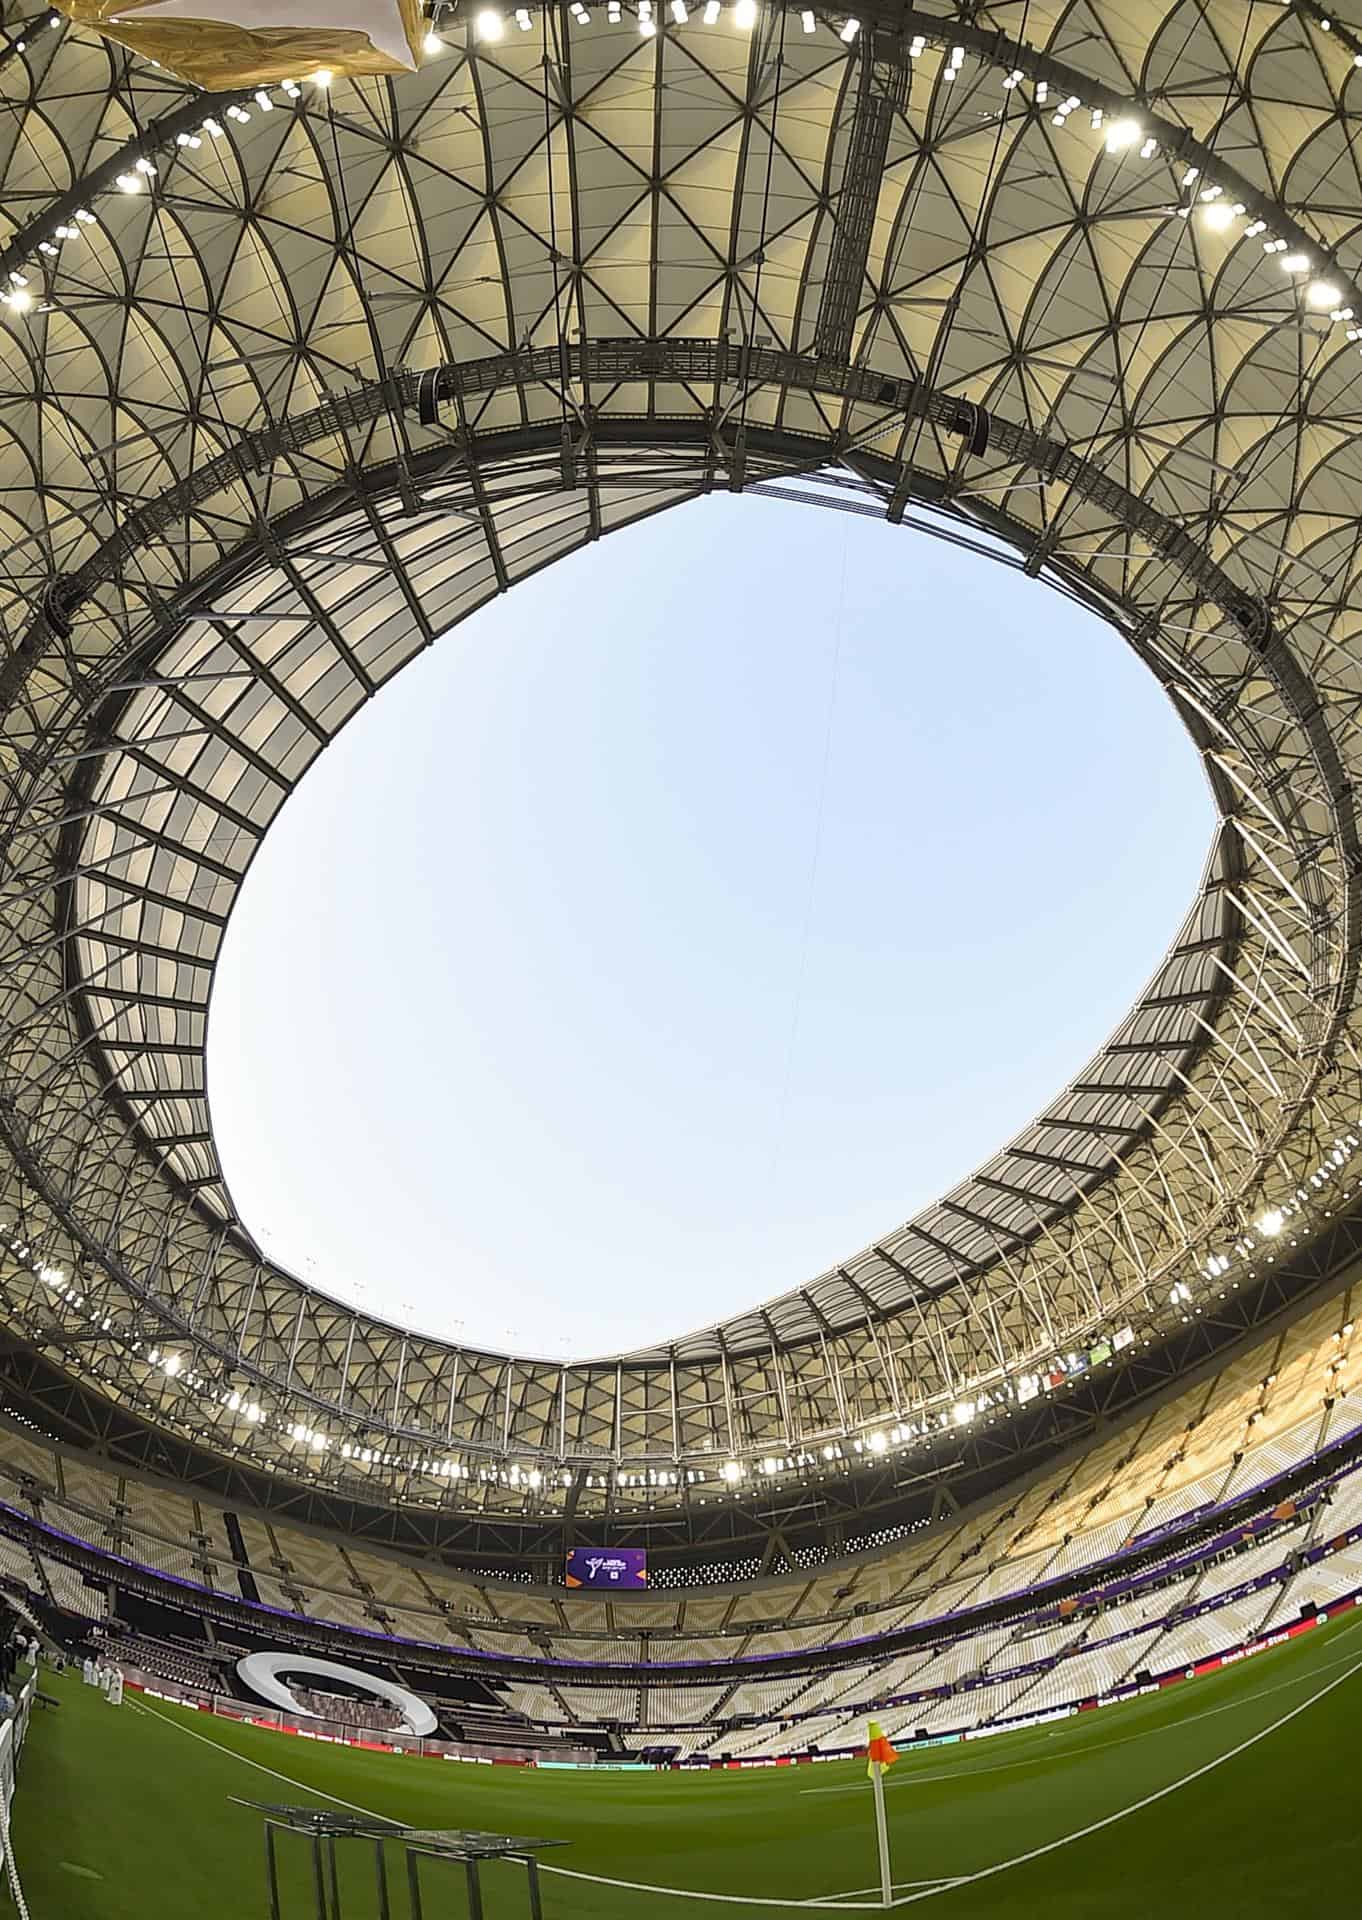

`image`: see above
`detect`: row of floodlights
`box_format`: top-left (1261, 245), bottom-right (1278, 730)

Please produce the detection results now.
top-left (708, 1329), bottom-right (1142, 1485)
top-left (455, 6), bottom-right (1362, 81)
top-left (2, 27), bottom-right (1357, 341)
top-left (0, 1223), bottom-right (1262, 1458)
top-left (1316, 11), bottom-right (1362, 69)
top-left (0, 1234), bottom-right (716, 1492)
top-left (460, 2), bottom-right (822, 37)
top-left (0, 1256), bottom-right (709, 1491)
top-left (5, 1226), bottom-right (1136, 1490)
top-left (8, 1272), bottom-right (1356, 1495)
top-left (1201, 1136), bottom-right (1360, 1286)
top-left (6, 14), bottom-right (62, 56)
top-left (3, 1139), bottom-right (1358, 1489)
top-left (9, 0), bottom-right (1362, 70)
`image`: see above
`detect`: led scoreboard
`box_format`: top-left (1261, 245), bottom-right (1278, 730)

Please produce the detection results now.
top-left (564, 1548), bottom-right (648, 1589)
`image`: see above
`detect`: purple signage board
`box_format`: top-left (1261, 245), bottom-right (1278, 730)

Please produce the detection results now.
top-left (565, 1548), bottom-right (648, 1590)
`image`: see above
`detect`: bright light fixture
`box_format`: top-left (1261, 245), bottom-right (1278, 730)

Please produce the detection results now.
top-left (1105, 117), bottom-right (1142, 152)
top-left (309, 66), bottom-right (333, 84)
top-left (1306, 280), bottom-right (1340, 308)
top-left (1280, 252), bottom-right (1310, 274)
top-left (866, 1429), bottom-right (888, 1454)
top-left (801, 6), bottom-right (814, 26)
top-left (839, 14), bottom-right (858, 39)
top-left (720, 1460), bottom-right (742, 1482)
top-left (1258, 1207), bottom-right (1285, 1236)
top-left (423, 29), bottom-right (441, 51)
top-left (1201, 201), bottom-right (1235, 232)
top-left (735, 0), bottom-right (758, 24)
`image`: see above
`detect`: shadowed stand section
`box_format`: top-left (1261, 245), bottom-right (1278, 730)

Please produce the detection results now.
top-left (234, 1800), bottom-right (567, 1920)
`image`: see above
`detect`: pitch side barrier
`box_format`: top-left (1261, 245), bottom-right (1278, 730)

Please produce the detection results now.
top-left (118, 1668), bottom-right (594, 1765)
top-left (0, 1669), bottom-right (37, 1905)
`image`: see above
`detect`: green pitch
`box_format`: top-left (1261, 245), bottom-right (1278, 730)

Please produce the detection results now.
top-left (13, 1606), bottom-right (1362, 1918)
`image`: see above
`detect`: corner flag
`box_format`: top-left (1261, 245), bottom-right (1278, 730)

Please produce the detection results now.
top-left (866, 1720), bottom-right (899, 1777)
top-left (866, 1722), bottom-right (898, 1906)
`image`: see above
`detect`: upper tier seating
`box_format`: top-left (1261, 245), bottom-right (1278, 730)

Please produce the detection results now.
top-left (0, 1278), bottom-right (1354, 1690)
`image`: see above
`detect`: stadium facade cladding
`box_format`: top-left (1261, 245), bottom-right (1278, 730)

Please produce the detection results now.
top-left (2, 0), bottom-right (1362, 1570)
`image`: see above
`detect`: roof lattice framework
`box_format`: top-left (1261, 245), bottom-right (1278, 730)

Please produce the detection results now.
top-left (1, 0), bottom-right (1362, 1523)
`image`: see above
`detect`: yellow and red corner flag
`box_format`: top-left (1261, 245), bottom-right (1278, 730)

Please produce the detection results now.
top-left (866, 1720), bottom-right (899, 1776)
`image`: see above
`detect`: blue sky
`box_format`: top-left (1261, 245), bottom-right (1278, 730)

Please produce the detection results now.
top-left (208, 494), bottom-right (1214, 1359)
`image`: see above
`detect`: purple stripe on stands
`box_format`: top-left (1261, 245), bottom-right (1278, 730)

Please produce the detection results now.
top-left (2, 1417), bottom-right (1360, 1677)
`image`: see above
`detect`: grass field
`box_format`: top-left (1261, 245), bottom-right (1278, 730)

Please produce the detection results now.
top-left (11, 1607), bottom-right (1362, 1918)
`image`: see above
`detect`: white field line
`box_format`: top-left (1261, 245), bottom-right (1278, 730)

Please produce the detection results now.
top-left (538, 1863), bottom-right (943, 1908)
top-left (126, 1695), bottom-right (389, 1821)
top-left (126, 1695), bottom-right (902, 1911)
top-left (799, 1626), bottom-right (1362, 1797)
top-left (883, 1648), bottom-right (1362, 1909)
top-left (818, 1889), bottom-right (956, 1904)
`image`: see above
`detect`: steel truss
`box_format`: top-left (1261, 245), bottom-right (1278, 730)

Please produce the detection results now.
top-left (1, 0), bottom-right (1362, 1549)
top-left (0, 1211), bottom-right (1357, 1572)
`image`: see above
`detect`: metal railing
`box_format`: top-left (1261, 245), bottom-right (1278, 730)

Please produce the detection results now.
top-left (0, 1669), bottom-right (37, 1917)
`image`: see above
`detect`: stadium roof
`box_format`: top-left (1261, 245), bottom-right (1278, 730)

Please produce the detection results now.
top-left (1, 0), bottom-right (1361, 1524)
